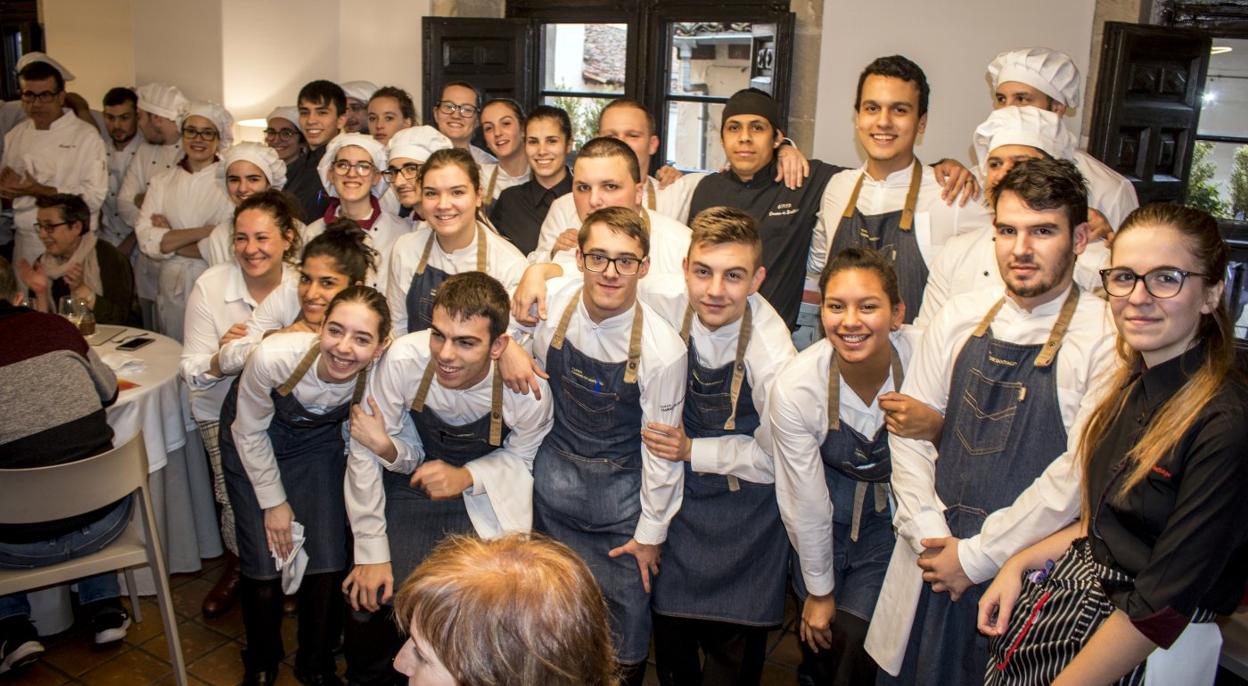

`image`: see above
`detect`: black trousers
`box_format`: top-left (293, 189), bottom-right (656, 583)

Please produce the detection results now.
top-left (239, 572), bottom-right (344, 675)
top-left (797, 611), bottom-right (877, 686)
top-left (652, 613), bottom-right (771, 686)
top-left (342, 604), bottom-right (407, 685)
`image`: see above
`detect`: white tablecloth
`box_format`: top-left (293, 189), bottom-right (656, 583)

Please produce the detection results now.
top-left (102, 330), bottom-right (189, 473)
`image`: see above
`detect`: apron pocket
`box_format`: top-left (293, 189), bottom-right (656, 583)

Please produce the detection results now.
top-left (561, 374), bottom-right (620, 433)
top-left (953, 368), bottom-right (1021, 456)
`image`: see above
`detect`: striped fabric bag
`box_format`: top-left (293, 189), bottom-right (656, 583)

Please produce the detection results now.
top-left (986, 537), bottom-right (1145, 686)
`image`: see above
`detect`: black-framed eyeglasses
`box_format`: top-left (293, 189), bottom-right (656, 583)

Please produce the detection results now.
top-left (437, 101), bottom-right (478, 118)
top-left (381, 163), bottom-right (421, 183)
top-left (20, 89), bottom-right (61, 103)
top-left (582, 252), bottom-right (644, 276)
top-left (33, 220), bottom-right (71, 233)
top-left (182, 126), bottom-right (219, 141)
top-left (264, 127), bottom-right (300, 141)
top-left (1099, 267), bottom-right (1211, 299)
top-left (333, 160), bottom-right (376, 176)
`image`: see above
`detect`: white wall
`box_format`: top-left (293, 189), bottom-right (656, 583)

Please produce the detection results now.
top-left (812, 0), bottom-right (1096, 167)
top-left (131, 0), bottom-right (224, 103)
top-left (337, 1), bottom-right (430, 121)
top-left (42, 0), bottom-right (135, 109)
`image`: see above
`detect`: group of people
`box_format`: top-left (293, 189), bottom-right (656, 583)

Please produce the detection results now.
top-left (0, 39), bottom-right (1243, 686)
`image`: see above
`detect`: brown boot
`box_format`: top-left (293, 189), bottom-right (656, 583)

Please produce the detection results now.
top-left (202, 552), bottom-right (241, 618)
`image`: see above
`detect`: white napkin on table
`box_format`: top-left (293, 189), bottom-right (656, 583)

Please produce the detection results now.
top-left (100, 353), bottom-right (146, 373)
top-left (272, 520), bottom-right (308, 594)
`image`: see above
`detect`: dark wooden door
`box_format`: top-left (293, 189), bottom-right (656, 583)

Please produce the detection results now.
top-left (1087, 21), bottom-right (1211, 205)
top-left (422, 18), bottom-right (535, 116)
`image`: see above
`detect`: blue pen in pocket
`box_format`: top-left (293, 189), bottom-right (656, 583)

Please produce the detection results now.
top-left (593, 379), bottom-right (602, 394)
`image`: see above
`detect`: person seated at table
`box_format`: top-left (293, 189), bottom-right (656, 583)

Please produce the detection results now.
top-left (0, 256), bottom-right (132, 675)
top-left (217, 219), bottom-right (376, 377)
top-left (181, 189), bottom-right (302, 619)
top-left (392, 533), bottom-right (618, 686)
top-left (15, 193), bottom-right (140, 326)
top-left (219, 286), bottom-right (390, 686)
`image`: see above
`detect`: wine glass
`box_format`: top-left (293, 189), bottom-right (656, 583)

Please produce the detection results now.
top-left (58, 296), bottom-right (95, 336)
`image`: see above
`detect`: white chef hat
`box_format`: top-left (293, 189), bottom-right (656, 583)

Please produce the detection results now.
top-left (182, 101), bottom-right (236, 152)
top-left (988, 48), bottom-right (1081, 109)
top-left (339, 80), bottom-right (380, 103)
top-left (136, 83), bottom-right (189, 121)
top-left (16, 51), bottom-right (75, 82)
top-left (267, 106), bottom-right (302, 134)
top-left (973, 107), bottom-right (1078, 177)
top-left (386, 125), bottom-right (453, 164)
top-left (222, 142), bottom-right (287, 190)
top-left (317, 132), bottom-right (389, 198)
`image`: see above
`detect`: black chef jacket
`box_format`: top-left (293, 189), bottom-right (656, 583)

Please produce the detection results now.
top-left (284, 145), bottom-right (331, 224)
top-left (490, 171), bottom-right (572, 256)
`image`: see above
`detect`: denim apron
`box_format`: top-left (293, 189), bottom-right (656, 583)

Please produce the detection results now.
top-left (382, 363), bottom-right (509, 582)
top-left (794, 346), bottom-right (904, 621)
top-left (532, 288), bottom-right (650, 664)
top-left (827, 160), bottom-right (926, 324)
top-left (888, 286), bottom-right (1081, 686)
top-left (652, 304), bottom-right (789, 626)
top-left (220, 344), bottom-right (367, 580)
top-left (405, 224), bottom-right (488, 333)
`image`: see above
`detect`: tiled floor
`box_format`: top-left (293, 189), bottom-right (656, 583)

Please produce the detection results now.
top-left (2, 556), bottom-right (806, 685)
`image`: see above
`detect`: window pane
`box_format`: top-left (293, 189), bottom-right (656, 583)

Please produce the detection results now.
top-left (542, 94), bottom-right (611, 149)
top-left (1186, 139), bottom-right (1245, 221)
top-left (663, 101), bottom-right (726, 172)
top-left (541, 24), bottom-right (628, 96)
top-left (667, 23), bottom-right (769, 98)
top-left (1198, 39), bottom-right (1248, 139)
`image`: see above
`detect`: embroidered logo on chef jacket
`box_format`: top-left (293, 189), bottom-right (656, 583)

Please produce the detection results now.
top-left (767, 201), bottom-right (798, 218)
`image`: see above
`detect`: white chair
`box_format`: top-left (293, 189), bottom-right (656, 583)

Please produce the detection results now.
top-left (0, 432), bottom-right (187, 685)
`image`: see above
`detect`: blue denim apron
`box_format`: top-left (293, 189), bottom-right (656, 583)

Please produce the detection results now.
top-left (220, 344), bottom-right (367, 580)
top-left (887, 287), bottom-right (1080, 686)
top-left (793, 346), bottom-right (904, 621)
top-left (405, 225), bottom-right (488, 333)
top-left (382, 363), bottom-right (509, 583)
top-left (827, 160), bottom-right (926, 324)
top-left (532, 288), bottom-right (651, 664)
top-left (652, 304), bottom-right (789, 626)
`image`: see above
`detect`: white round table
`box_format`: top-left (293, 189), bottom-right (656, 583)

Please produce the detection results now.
top-left (102, 329), bottom-right (188, 472)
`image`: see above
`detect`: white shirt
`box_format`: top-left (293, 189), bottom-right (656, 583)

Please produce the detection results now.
top-left (916, 224), bottom-right (1111, 327)
top-left (542, 208), bottom-right (691, 277)
top-left (468, 144), bottom-right (496, 168)
top-left (135, 162), bottom-right (233, 260)
top-left (768, 332), bottom-right (919, 597)
top-left (304, 209), bottom-right (413, 291)
top-left (231, 331), bottom-right (361, 509)
top-left (524, 276), bottom-right (689, 545)
top-left (100, 134), bottom-right (142, 246)
top-left (181, 263), bottom-right (298, 421)
top-left (199, 218), bottom-right (311, 269)
top-left (1, 110), bottom-right (108, 245)
top-left (117, 141), bottom-right (182, 228)
top-left (217, 277), bottom-right (301, 376)
top-left (529, 175), bottom-right (702, 263)
top-left (479, 162), bottom-right (530, 202)
top-left (346, 329), bottom-right (554, 563)
top-left (638, 272), bottom-right (796, 482)
top-left (385, 221), bottom-right (529, 334)
top-left (1073, 150), bottom-right (1139, 229)
top-left (866, 283), bottom-right (1118, 673)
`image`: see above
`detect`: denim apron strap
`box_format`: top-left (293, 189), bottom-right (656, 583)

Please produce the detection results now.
top-left (646, 178), bottom-right (656, 211)
top-left (1034, 285), bottom-right (1081, 368)
top-left (414, 231), bottom-right (436, 276)
top-left (679, 303), bottom-right (753, 490)
top-left (276, 343), bottom-right (320, 397)
top-left (971, 297), bottom-right (1008, 338)
top-left (409, 363), bottom-right (437, 412)
top-left (488, 364), bottom-right (504, 446)
top-left (351, 365), bottom-right (369, 405)
top-left (624, 301), bottom-right (643, 385)
top-left (838, 158), bottom-right (923, 227)
top-left (549, 287), bottom-right (582, 351)
top-left (484, 165), bottom-right (499, 211)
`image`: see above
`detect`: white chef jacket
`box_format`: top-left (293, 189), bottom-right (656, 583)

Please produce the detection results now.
top-left (916, 223), bottom-right (1111, 328)
top-left (199, 219), bottom-right (311, 269)
top-left (231, 331), bottom-right (361, 510)
top-left (520, 275), bottom-right (689, 545)
top-left (216, 277), bottom-right (301, 376)
top-left (385, 221), bottom-right (528, 334)
top-left (1, 110), bottom-right (107, 268)
top-left (529, 175), bottom-right (703, 263)
top-left (638, 272), bottom-right (796, 482)
top-left (1073, 150), bottom-right (1139, 230)
top-left (181, 262), bottom-right (298, 422)
top-left (100, 134), bottom-right (142, 246)
top-left (865, 284), bottom-right (1117, 674)
top-left (304, 209), bottom-right (413, 291)
top-left (540, 208), bottom-right (691, 277)
top-left (468, 144), bottom-right (496, 168)
top-left (767, 331), bottom-right (919, 598)
top-left (346, 329), bottom-right (554, 562)
top-left (118, 141), bottom-right (183, 302)
top-left (479, 162), bottom-right (530, 202)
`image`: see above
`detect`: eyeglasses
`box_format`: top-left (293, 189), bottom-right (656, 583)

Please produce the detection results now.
top-left (20, 89), bottom-right (61, 103)
top-left (582, 252), bottom-right (643, 276)
top-left (33, 220), bottom-right (70, 233)
top-left (437, 101), bottom-right (478, 118)
top-left (332, 160), bottom-right (376, 176)
top-left (182, 126), bottom-right (219, 141)
top-left (264, 127), bottom-right (300, 141)
top-left (382, 163), bottom-right (421, 183)
top-left (1099, 267), bottom-right (1211, 299)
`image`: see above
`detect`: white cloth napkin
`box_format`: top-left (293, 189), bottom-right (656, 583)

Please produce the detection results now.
top-left (272, 520), bottom-right (308, 594)
top-left (100, 352), bottom-right (146, 373)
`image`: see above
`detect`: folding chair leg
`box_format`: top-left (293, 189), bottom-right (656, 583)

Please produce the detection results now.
top-left (124, 569), bottom-right (142, 623)
top-left (141, 491), bottom-right (187, 686)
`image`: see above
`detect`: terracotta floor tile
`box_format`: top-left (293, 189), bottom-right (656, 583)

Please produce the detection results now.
top-left (170, 579), bottom-right (215, 622)
top-left (122, 599), bottom-right (169, 647)
top-left (185, 641), bottom-right (245, 686)
top-left (193, 603), bottom-right (244, 640)
top-left (149, 673), bottom-right (210, 685)
top-left (77, 648), bottom-right (172, 686)
top-left (759, 661), bottom-right (797, 685)
top-left (139, 620), bottom-right (231, 665)
top-left (38, 632), bottom-right (129, 678)
top-left (168, 572), bottom-right (202, 591)
top-left (0, 659), bottom-right (74, 685)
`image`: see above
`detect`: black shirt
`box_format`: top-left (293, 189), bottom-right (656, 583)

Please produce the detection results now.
top-left (688, 159), bottom-right (844, 329)
top-left (284, 146), bottom-right (331, 223)
top-left (489, 171), bottom-right (572, 256)
top-left (1087, 344), bottom-right (1248, 647)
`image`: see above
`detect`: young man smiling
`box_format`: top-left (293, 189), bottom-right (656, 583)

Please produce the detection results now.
top-left (343, 271), bottom-right (553, 685)
top-left (285, 80), bottom-right (348, 223)
top-left (868, 158), bottom-right (1117, 686)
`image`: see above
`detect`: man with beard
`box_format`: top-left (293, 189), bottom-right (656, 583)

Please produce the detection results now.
top-left (99, 87), bottom-right (141, 254)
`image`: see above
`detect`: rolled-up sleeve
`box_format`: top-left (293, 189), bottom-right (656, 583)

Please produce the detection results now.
top-left (634, 350), bottom-right (688, 545)
top-left (230, 345), bottom-right (285, 509)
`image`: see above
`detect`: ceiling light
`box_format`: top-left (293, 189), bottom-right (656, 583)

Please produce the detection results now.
top-left (1212, 46), bottom-right (1233, 55)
